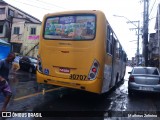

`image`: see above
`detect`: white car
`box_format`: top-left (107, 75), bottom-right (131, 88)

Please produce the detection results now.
top-left (128, 67), bottom-right (160, 96)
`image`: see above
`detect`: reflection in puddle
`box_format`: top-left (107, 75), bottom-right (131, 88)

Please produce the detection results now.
top-left (8, 70), bottom-right (56, 100)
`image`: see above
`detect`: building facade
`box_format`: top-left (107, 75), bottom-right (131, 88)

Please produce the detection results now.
top-left (148, 3), bottom-right (160, 68)
top-left (20, 23), bottom-right (41, 57)
top-left (11, 18), bottom-right (41, 57)
top-left (0, 0), bottom-right (41, 57)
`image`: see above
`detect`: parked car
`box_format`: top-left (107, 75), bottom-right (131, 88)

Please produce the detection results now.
top-left (128, 66), bottom-right (160, 96)
top-left (19, 56), bottom-right (37, 73)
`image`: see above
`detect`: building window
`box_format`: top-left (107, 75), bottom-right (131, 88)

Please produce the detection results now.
top-left (12, 43), bottom-right (22, 53)
top-left (0, 25), bottom-right (3, 34)
top-left (30, 28), bottom-right (36, 35)
top-left (8, 9), bottom-right (14, 17)
top-left (0, 8), bottom-right (5, 14)
top-left (13, 27), bottom-right (20, 34)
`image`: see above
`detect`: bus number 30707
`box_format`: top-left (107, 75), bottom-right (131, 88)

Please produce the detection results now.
top-left (69, 74), bottom-right (87, 80)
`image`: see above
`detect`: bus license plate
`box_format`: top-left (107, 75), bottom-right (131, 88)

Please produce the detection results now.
top-left (59, 68), bottom-right (70, 73)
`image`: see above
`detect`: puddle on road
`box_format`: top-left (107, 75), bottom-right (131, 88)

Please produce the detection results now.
top-left (107, 67), bottom-right (132, 111)
top-left (7, 70), bottom-right (56, 100)
top-left (107, 79), bottom-right (129, 112)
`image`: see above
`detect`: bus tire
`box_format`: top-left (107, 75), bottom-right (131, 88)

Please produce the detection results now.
top-left (115, 73), bottom-right (119, 87)
top-left (112, 73), bottom-right (119, 90)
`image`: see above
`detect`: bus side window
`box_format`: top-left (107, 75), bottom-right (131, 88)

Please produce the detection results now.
top-left (119, 46), bottom-right (122, 60)
top-left (106, 25), bottom-right (113, 55)
top-left (116, 42), bottom-right (119, 59)
top-left (106, 25), bottom-right (110, 53)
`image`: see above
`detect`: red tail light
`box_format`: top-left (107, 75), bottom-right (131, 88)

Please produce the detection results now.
top-left (92, 68), bottom-right (97, 72)
top-left (37, 55), bottom-right (43, 73)
top-left (129, 76), bottom-right (135, 82)
top-left (88, 59), bottom-right (99, 80)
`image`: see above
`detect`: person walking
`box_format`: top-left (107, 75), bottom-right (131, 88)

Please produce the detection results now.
top-left (0, 52), bottom-right (15, 111)
top-left (0, 52), bottom-right (15, 81)
top-left (0, 76), bottom-right (12, 111)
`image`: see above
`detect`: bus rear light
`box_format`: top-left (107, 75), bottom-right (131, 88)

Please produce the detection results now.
top-left (37, 55), bottom-right (43, 73)
top-left (94, 62), bottom-right (98, 67)
top-left (39, 66), bottom-right (43, 72)
top-left (92, 68), bottom-right (97, 72)
top-left (90, 73), bottom-right (95, 78)
top-left (88, 59), bottom-right (99, 80)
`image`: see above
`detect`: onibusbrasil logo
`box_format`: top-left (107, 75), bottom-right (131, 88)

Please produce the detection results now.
top-left (2, 112), bottom-right (42, 118)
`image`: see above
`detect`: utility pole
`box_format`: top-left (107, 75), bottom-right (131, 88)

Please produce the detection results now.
top-left (113, 15), bottom-right (141, 65)
top-left (128, 21), bottom-right (140, 66)
top-left (158, 4), bottom-right (160, 70)
top-left (143, 0), bottom-right (149, 66)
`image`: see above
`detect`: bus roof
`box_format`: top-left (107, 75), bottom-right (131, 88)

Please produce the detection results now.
top-left (44, 10), bottom-right (104, 17)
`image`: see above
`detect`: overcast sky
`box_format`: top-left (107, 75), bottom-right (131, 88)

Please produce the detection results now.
top-left (3, 0), bottom-right (160, 59)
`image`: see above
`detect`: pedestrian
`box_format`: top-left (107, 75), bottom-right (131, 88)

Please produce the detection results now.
top-left (0, 52), bottom-right (15, 81)
top-left (0, 52), bottom-right (15, 111)
top-left (0, 76), bottom-right (12, 111)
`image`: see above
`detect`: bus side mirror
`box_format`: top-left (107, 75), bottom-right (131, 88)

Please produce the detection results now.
top-left (128, 72), bottom-right (131, 74)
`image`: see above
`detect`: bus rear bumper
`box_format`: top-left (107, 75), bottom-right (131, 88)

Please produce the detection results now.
top-left (36, 71), bottom-right (102, 94)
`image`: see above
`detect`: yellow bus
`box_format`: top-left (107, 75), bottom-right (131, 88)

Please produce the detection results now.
top-left (37, 10), bottom-right (127, 94)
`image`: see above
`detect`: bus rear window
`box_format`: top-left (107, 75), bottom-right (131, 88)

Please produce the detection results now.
top-left (44, 15), bottom-right (96, 40)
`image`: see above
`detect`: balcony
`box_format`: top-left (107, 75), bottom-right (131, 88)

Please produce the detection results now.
top-left (10, 34), bottom-right (23, 43)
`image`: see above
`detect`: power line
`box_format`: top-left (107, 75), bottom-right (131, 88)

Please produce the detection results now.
top-left (20, 0), bottom-right (67, 10)
top-left (35, 0), bottom-right (67, 10)
top-left (149, 0), bottom-right (156, 17)
top-left (10, 0), bottom-right (57, 11)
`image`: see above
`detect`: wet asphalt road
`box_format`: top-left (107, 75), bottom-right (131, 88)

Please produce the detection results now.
top-left (1, 66), bottom-right (160, 120)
